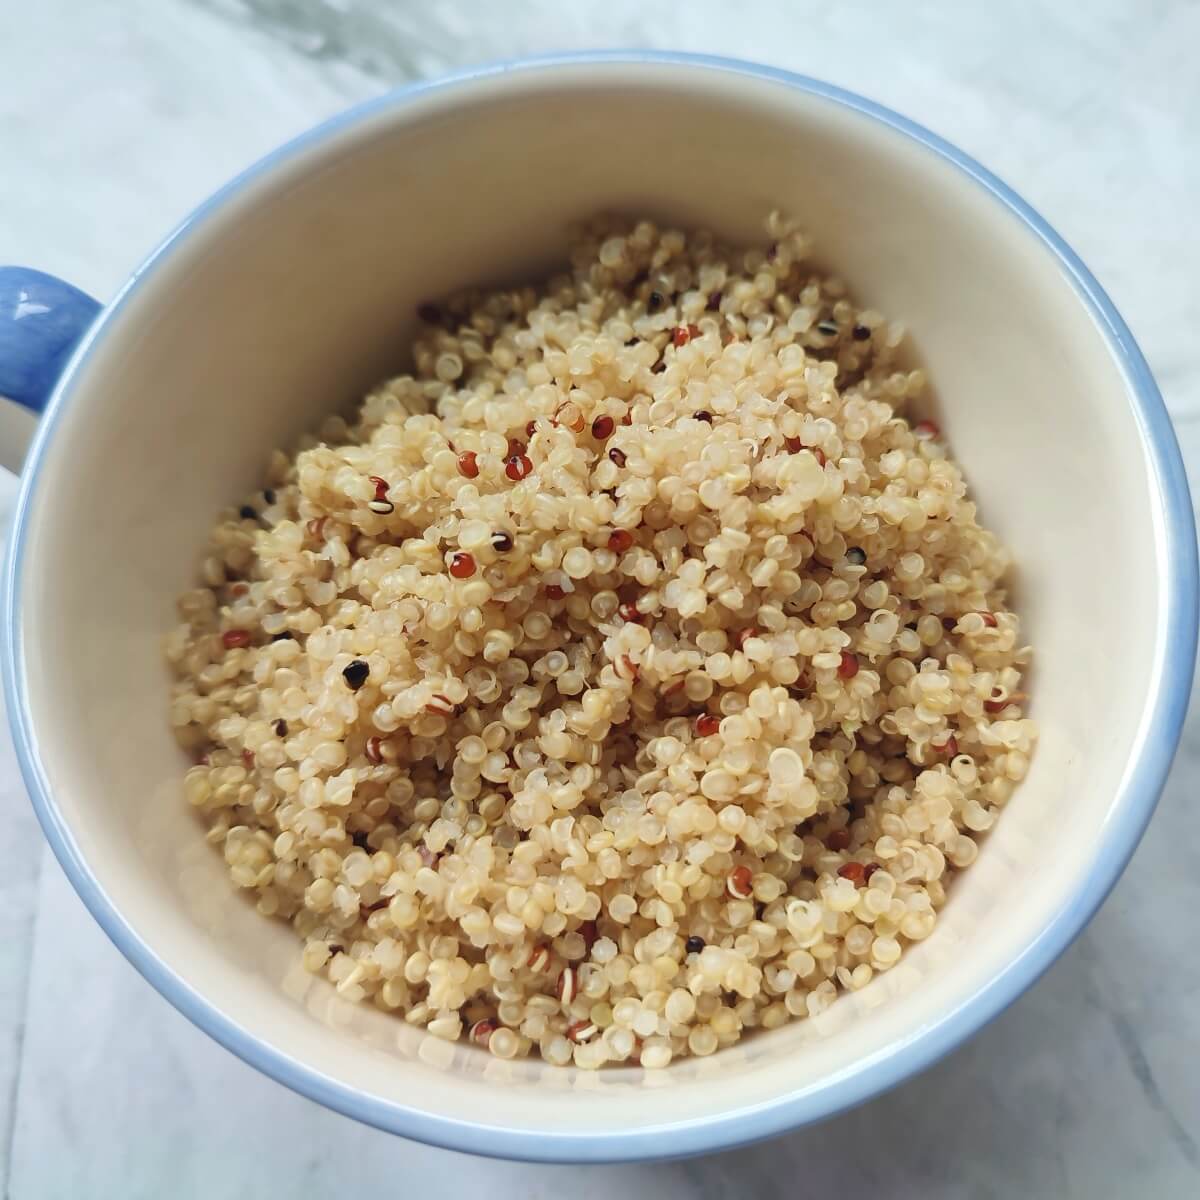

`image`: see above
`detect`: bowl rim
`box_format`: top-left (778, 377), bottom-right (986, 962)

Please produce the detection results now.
top-left (4, 50), bottom-right (1197, 1163)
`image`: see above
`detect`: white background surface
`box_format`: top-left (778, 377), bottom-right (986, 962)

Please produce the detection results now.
top-left (2, 2), bottom-right (1198, 1196)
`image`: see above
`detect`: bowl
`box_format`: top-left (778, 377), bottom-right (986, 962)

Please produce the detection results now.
top-left (2, 53), bottom-right (1196, 1162)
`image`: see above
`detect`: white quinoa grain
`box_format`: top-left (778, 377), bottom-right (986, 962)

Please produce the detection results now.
top-left (169, 213), bottom-right (1035, 1070)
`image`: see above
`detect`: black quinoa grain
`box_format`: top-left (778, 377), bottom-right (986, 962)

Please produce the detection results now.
top-left (816, 319), bottom-right (840, 336)
top-left (238, 505), bottom-right (258, 520)
top-left (491, 531), bottom-right (513, 552)
top-left (342, 659), bottom-right (370, 690)
top-left (609, 447), bottom-right (627, 467)
top-left (695, 411), bottom-right (713, 424)
top-left (852, 324), bottom-right (872, 341)
top-left (846, 547), bottom-right (867, 565)
top-left (274, 719), bottom-right (288, 737)
top-left (647, 290), bottom-right (665, 313)
top-left (685, 935), bottom-right (705, 954)
top-left (263, 488), bottom-right (276, 504)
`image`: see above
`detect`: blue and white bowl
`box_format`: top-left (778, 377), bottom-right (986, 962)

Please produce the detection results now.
top-left (2, 54), bottom-right (1195, 1162)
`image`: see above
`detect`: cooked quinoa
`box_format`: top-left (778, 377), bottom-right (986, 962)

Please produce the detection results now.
top-left (166, 214), bottom-right (1036, 1070)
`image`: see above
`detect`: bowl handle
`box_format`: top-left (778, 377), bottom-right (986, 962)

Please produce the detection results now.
top-left (0, 266), bottom-right (101, 471)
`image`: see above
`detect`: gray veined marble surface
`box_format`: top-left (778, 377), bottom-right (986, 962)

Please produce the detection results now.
top-left (2, 1), bottom-right (1199, 1196)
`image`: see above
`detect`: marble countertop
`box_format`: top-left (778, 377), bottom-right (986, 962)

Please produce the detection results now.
top-left (2, 1), bottom-right (1198, 1195)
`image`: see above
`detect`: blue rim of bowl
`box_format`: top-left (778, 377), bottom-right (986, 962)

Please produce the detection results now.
top-left (3, 52), bottom-right (1197, 1163)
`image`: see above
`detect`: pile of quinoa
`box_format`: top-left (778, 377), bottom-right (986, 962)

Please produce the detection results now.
top-left (167, 214), bottom-right (1036, 1070)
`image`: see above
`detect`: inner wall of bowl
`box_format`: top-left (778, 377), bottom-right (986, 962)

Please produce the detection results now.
top-left (17, 63), bottom-right (1160, 1136)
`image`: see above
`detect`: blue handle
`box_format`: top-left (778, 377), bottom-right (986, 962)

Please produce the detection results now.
top-left (0, 267), bottom-right (101, 413)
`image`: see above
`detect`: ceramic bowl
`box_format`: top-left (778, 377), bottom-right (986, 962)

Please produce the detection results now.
top-left (2, 54), bottom-right (1195, 1162)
